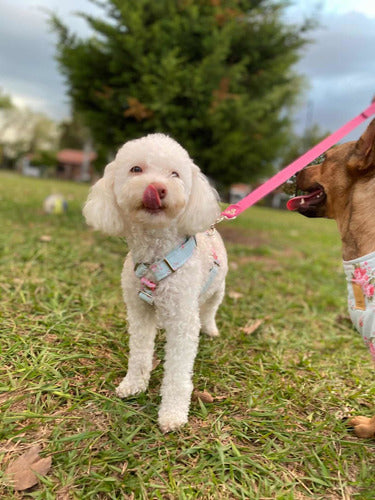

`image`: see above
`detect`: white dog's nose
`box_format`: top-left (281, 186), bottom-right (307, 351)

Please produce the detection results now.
top-left (143, 183), bottom-right (167, 210)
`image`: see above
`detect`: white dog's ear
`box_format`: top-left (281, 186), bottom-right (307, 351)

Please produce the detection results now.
top-left (83, 161), bottom-right (126, 236)
top-left (179, 165), bottom-right (220, 235)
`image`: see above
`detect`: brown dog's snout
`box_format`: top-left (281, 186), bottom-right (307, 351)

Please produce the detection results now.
top-left (295, 169), bottom-right (305, 183)
top-left (295, 169), bottom-right (311, 192)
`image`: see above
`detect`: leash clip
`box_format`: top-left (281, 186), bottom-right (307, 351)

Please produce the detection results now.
top-left (213, 214), bottom-right (232, 226)
top-left (208, 216), bottom-right (225, 235)
top-left (208, 213), bottom-right (236, 234)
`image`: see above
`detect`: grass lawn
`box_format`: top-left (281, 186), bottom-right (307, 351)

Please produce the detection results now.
top-left (0, 171), bottom-right (374, 499)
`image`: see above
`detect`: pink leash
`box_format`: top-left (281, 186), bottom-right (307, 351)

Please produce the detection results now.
top-left (220, 100), bottom-right (375, 221)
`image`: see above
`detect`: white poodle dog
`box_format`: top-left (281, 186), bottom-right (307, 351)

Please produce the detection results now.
top-left (83, 134), bottom-right (228, 432)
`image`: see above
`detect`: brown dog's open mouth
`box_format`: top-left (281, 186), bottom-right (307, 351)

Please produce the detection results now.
top-left (287, 185), bottom-right (326, 212)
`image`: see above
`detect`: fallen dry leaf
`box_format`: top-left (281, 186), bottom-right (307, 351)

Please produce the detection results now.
top-left (214, 395), bottom-right (227, 401)
top-left (4, 445), bottom-right (52, 491)
top-left (357, 399), bottom-right (373, 409)
top-left (193, 390), bottom-right (214, 403)
top-left (228, 291), bottom-right (243, 301)
top-left (152, 356), bottom-right (161, 371)
top-left (82, 262), bottom-right (103, 272)
top-left (39, 235), bottom-right (52, 243)
top-left (121, 461), bottom-right (128, 475)
top-left (240, 319), bottom-right (264, 335)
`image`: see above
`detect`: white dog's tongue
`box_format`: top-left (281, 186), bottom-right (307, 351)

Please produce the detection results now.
top-left (143, 184), bottom-right (162, 210)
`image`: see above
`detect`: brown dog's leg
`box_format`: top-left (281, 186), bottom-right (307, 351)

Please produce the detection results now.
top-left (347, 415), bottom-right (375, 438)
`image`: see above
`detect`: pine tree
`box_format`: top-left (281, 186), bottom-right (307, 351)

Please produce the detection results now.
top-left (51, 0), bottom-right (312, 185)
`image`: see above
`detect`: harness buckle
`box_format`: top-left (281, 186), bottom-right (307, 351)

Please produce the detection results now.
top-left (134, 262), bottom-right (149, 278)
top-left (138, 289), bottom-right (154, 305)
top-left (163, 256), bottom-right (177, 273)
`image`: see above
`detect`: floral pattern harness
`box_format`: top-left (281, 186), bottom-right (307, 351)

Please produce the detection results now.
top-left (343, 251), bottom-right (375, 362)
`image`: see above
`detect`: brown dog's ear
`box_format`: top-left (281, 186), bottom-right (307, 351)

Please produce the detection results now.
top-left (349, 118), bottom-right (375, 171)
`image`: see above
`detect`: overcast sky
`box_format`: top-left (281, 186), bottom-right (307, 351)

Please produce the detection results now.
top-left (1, 0), bottom-right (374, 141)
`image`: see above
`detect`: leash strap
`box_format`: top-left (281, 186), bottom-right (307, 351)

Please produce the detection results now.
top-left (220, 101), bottom-right (375, 220)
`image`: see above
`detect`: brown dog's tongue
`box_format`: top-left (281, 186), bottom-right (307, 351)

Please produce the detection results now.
top-left (286, 190), bottom-right (322, 211)
top-left (287, 195), bottom-right (305, 211)
top-left (143, 184), bottom-right (162, 210)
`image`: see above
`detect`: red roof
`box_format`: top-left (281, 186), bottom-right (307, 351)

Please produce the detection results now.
top-left (57, 149), bottom-right (97, 165)
top-left (230, 183), bottom-right (251, 191)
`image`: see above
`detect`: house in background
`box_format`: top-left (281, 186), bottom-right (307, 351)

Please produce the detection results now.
top-left (56, 146), bottom-right (97, 181)
top-left (229, 183), bottom-right (251, 204)
top-left (229, 182), bottom-right (289, 209)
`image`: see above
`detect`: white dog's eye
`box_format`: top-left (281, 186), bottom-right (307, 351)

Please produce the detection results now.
top-left (130, 166), bottom-right (143, 173)
top-left (171, 171), bottom-right (180, 178)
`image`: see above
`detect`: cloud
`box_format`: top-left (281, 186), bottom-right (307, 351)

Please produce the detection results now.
top-left (294, 11), bottom-right (375, 139)
top-left (0, 1), bottom-right (66, 118)
top-left (330, 0), bottom-right (375, 17)
top-left (299, 12), bottom-right (375, 77)
top-left (0, 0), bottom-right (101, 120)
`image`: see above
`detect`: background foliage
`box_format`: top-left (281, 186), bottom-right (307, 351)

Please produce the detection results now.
top-left (52, 0), bottom-right (313, 185)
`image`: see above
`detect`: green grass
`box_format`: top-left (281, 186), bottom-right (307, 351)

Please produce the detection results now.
top-left (0, 171), bottom-right (374, 499)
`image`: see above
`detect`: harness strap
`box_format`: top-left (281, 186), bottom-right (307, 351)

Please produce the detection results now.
top-left (135, 236), bottom-right (197, 304)
top-left (134, 235), bottom-right (220, 305)
top-left (135, 236), bottom-right (197, 280)
top-left (200, 260), bottom-right (220, 296)
top-left (151, 235), bottom-right (197, 281)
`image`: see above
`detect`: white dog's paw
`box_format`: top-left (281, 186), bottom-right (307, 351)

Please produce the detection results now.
top-left (158, 410), bottom-right (188, 433)
top-left (201, 320), bottom-right (220, 338)
top-left (115, 378), bottom-right (147, 398)
top-left (203, 327), bottom-right (219, 338)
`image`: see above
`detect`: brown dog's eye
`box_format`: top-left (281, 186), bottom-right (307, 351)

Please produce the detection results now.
top-left (130, 166), bottom-right (143, 173)
top-left (171, 171), bottom-right (179, 178)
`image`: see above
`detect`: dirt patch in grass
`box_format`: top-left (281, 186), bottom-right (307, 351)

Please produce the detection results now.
top-left (232, 254), bottom-right (281, 268)
top-left (218, 225), bottom-right (269, 247)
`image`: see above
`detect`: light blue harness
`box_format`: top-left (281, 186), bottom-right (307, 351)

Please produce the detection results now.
top-left (134, 235), bottom-right (220, 305)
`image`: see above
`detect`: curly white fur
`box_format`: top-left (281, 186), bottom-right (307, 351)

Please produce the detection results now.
top-left (83, 134), bottom-right (228, 432)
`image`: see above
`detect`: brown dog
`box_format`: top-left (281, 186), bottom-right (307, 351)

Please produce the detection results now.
top-left (287, 118), bottom-right (375, 439)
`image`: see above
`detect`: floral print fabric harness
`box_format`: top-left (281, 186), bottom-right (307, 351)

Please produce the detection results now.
top-left (343, 251), bottom-right (375, 362)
